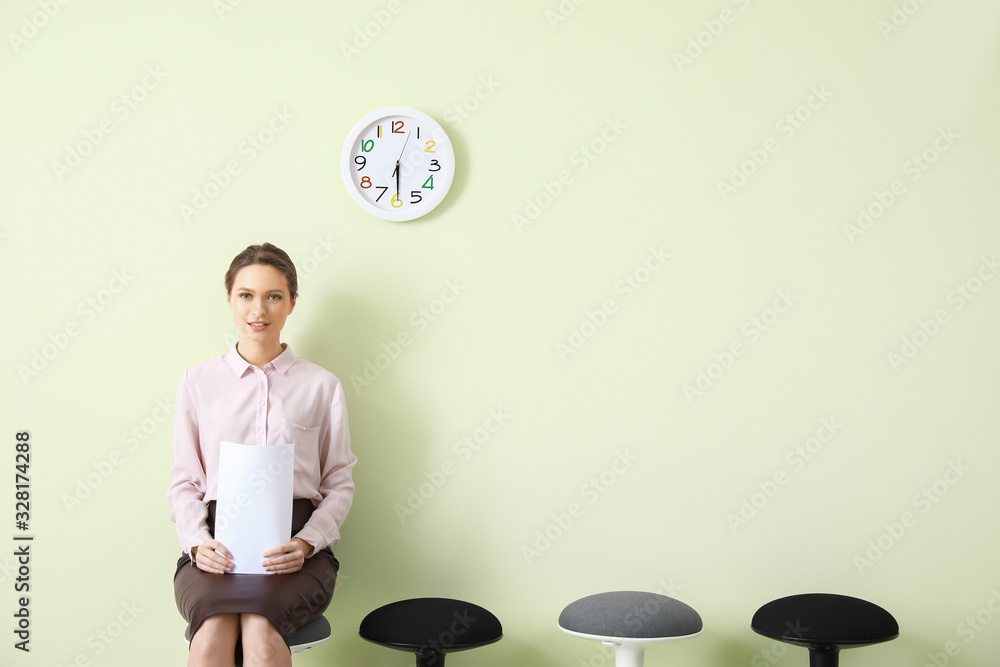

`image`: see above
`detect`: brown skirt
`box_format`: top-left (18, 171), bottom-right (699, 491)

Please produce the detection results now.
top-left (174, 499), bottom-right (339, 643)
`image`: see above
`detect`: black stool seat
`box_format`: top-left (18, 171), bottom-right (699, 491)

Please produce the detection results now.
top-left (359, 597), bottom-right (502, 666)
top-left (751, 593), bottom-right (898, 667)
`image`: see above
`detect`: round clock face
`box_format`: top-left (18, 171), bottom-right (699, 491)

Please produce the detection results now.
top-left (341, 107), bottom-right (455, 221)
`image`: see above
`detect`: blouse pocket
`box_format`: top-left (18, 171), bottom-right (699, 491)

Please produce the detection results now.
top-left (281, 416), bottom-right (320, 453)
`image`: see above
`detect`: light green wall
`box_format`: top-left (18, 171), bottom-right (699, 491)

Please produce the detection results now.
top-left (3, 1), bottom-right (999, 665)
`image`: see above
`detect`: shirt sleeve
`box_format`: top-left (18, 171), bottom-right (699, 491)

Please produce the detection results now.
top-left (295, 380), bottom-right (356, 553)
top-left (166, 371), bottom-right (212, 555)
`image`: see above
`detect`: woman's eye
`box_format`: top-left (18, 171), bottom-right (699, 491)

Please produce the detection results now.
top-left (269, 294), bottom-right (281, 300)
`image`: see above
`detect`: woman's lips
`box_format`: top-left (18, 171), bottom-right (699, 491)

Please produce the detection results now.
top-left (248, 322), bottom-right (269, 332)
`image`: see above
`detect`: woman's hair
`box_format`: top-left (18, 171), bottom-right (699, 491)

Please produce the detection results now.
top-left (225, 243), bottom-right (298, 300)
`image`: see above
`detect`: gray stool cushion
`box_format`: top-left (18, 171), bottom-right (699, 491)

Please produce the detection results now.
top-left (559, 591), bottom-right (703, 641)
top-left (284, 615), bottom-right (332, 648)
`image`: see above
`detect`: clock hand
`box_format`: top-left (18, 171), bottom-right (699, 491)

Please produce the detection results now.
top-left (394, 132), bottom-right (411, 195)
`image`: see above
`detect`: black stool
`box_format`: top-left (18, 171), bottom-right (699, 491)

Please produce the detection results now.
top-left (359, 597), bottom-right (502, 666)
top-left (751, 593), bottom-right (898, 667)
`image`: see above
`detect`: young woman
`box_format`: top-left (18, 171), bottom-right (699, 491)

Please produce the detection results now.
top-left (168, 243), bottom-right (356, 667)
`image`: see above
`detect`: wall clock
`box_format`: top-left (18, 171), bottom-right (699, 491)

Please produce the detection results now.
top-left (341, 106), bottom-right (455, 221)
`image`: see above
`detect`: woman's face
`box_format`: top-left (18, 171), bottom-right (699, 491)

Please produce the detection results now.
top-left (227, 264), bottom-right (295, 346)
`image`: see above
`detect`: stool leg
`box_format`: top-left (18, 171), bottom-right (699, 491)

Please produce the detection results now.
top-left (808, 647), bottom-right (839, 667)
top-left (611, 644), bottom-right (645, 667)
top-left (415, 649), bottom-right (445, 667)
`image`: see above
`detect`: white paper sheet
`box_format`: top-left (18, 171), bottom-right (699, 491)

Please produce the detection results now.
top-left (214, 441), bottom-right (295, 574)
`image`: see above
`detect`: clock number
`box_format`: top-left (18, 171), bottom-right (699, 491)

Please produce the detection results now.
top-left (375, 186), bottom-right (388, 202)
top-left (354, 156), bottom-right (366, 171)
top-left (410, 190), bottom-right (423, 204)
top-left (392, 121), bottom-right (405, 133)
top-left (360, 176), bottom-right (372, 188)
top-left (361, 139), bottom-right (374, 153)
top-left (390, 193), bottom-right (403, 208)
top-left (422, 175), bottom-right (434, 190)
top-left (424, 140), bottom-right (435, 153)
top-left (428, 159), bottom-right (441, 172)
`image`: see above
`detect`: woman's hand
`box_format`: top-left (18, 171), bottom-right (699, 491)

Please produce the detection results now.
top-left (262, 537), bottom-right (314, 574)
top-left (192, 538), bottom-right (233, 574)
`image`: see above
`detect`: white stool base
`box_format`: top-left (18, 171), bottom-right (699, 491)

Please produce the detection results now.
top-left (605, 641), bottom-right (645, 667)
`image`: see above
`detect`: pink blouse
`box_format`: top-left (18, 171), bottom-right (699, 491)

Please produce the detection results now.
top-left (167, 345), bottom-right (356, 555)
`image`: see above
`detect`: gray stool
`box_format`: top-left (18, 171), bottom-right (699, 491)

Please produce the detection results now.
top-left (184, 615), bottom-right (331, 664)
top-left (751, 593), bottom-right (898, 667)
top-left (359, 597), bottom-right (503, 666)
top-left (559, 591), bottom-right (702, 667)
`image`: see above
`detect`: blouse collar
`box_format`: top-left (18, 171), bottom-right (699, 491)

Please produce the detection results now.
top-left (224, 344), bottom-right (296, 377)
